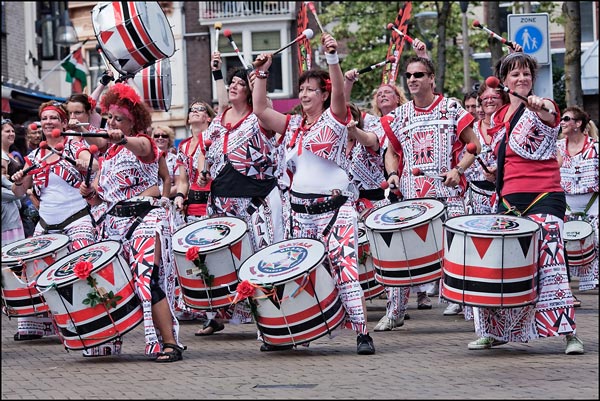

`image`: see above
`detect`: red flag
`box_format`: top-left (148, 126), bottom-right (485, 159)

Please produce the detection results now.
top-left (382, 1), bottom-right (412, 85)
top-left (296, 2), bottom-right (312, 72)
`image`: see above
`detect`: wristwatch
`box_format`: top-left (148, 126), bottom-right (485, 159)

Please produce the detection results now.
top-left (455, 165), bottom-right (465, 176)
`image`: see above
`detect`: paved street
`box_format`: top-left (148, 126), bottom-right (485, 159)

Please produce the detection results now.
top-left (2, 283), bottom-right (598, 400)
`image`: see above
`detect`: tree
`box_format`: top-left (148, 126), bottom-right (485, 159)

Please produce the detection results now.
top-left (562, 2), bottom-right (583, 107)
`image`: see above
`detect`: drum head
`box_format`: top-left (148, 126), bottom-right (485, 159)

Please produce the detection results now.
top-left (364, 198), bottom-right (446, 232)
top-left (139, 1), bottom-right (175, 56)
top-left (564, 220), bottom-right (593, 241)
top-left (2, 234), bottom-right (70, 265)
top-left (444, 214), bottom-right (541, 236)
top-left (172, 217), bottom-right (248, 254)
top-left (36, 241), bottom-right (121, 289)
top-left (238, 238), bottom-right (326, 285)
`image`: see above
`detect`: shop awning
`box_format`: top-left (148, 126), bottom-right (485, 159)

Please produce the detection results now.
top-left (1, 82), bottom-right (66, 123)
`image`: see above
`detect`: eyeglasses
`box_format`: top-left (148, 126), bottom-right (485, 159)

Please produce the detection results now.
top-left (153, 134), bottom-right (170, 139)
top-left (189, 106), bottom-right (207, 114)
top-left (404, 71), bottom-right (428, 79)
top-left (561, 116), bottom-right (577, 122)
top-left (481, 96), bottom-right (502, 102)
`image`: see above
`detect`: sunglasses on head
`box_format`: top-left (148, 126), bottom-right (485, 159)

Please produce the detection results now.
top-left (189, 106), bottom-right (207, 113)
top-left (1, 118), bottom-right (12, 125)
top-left (404, 71), bottom-right (428, 79)
top-left (560, 116), bottom-right (577, 122)
top-left (153, 134), bottom-right (169, 139)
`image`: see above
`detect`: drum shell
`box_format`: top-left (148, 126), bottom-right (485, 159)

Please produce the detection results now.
top-left (564, 220), bottom-right (596, 267)
top-left (364, 199), bottom-right (446, 287)
top-left (133, 58), bottom-right (172, 111)
top-left (1, 234), bottom-right (70, 317)
top-left (442, 214), bottom-right (540, 308)
top-left (172, 218), bottom-right (252, 311)
top-left (36, 241), bottom-right (143, 350)
top-left (238, 238), bottom-right (346, 346)
top-left (357, 225), bottom-right (385, 300)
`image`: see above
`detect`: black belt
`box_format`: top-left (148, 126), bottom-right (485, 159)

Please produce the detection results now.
top-left (108, 201), bottom-right (157, 218)
top-left (187, 190), bottom-right (209, 205)
top-left (39, 207), bottom-right (90, 232)
top-left (359, 188), bottom-right (385, 201)
top-left (290, 195), bottom-right (348, 215)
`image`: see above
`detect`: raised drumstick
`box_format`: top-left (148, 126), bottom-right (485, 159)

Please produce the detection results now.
top-left (357, 56), bottom-right (396, 74)
top-left (213, 22), bottom-right (222, 68)
top-left (85, 144), bottom-right (99, 186)
top-left (386, 23), bottom-right (414, 45)
top-left (223, 29), bottom-right (252, 70)
top-left (306, 2), bottom-right (335, 54)
top-left (252, 29), bottom-right (314, 68)
top-left (472, 20), bottom-right (516, 50)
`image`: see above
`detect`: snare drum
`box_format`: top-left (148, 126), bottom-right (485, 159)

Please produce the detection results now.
top-left (172, 217), bottom-right (253, 311)
top-left (442, 214), bottom-right (540, 308)
top-left (357, 224), bottom-right (385, 300)
top-left (92, 1), bottom-right (175, 75)
top-left (1, 234), bottom-right (70, 317)
top-left (36, 241), bottom-right (143, 350)
top-left (564, 220), bottom-right (596, 267)
top-left (133, 58), bottom-right (172, 111)
top-left (364, 199), bottom-right (446, 287)
top-left (237, 238), bottom-right (346, 346)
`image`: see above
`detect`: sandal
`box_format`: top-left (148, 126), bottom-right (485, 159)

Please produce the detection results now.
top-left (195, 319), bottom-right (225, 336)
top-left (573, 296), bottom-right (582, 308)
top-left (155, 343), bottom-right (184, 363)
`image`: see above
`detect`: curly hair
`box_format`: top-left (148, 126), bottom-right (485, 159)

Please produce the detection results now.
top-left (298, 69), bottom-right (331, 110)
top-left (100, 83), bottom-right (152, 133)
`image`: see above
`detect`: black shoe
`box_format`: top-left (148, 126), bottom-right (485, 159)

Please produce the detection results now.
top-left (404, 313), bottom-right (410, 320)
top-left (260, 343), bottom-right (294, 352)
top-left (357, 333), bottom-right (376, 355)
top-left (14, 333), bottom-right (43, 341)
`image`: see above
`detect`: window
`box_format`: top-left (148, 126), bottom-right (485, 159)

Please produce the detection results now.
top-left (88, 51), bottom-right (103, 91)
top-left (580, 1), bottom-right (595, 42)
top-left (38, 1), bottom-right (69, 61)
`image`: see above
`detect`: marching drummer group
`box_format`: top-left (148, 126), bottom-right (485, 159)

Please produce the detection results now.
top-left (2, 27), bottom-right (598, 362)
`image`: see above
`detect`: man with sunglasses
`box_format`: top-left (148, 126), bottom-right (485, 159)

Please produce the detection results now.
top-left (382, 56), bottom-right (480, 318)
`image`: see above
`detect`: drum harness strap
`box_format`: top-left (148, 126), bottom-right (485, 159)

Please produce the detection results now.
top-left (39, 206), bottom-right (91, 233)
top-left (566, 192), bottom-right (598, 218)
top-left (290, 189), bottom-right (348, 238)
top-left (500, 192), bottom-right (549, 217)
top-left (106, 201), bottom-right (159, 240)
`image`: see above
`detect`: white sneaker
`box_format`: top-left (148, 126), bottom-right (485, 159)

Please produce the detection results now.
top-left (427, 281), bottom-right (439, 296)
top-left (565, 335), bottom-right (584, 355)
top-left (443, 303), bottom-right (462, 316)
top-left (373, 315), bottom-right (404, 331)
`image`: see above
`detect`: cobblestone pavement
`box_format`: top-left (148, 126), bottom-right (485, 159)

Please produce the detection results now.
top-left (2, 283), bottom-right (598, 400)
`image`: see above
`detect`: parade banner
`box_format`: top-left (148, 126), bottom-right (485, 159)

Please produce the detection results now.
top-left (382, 1), bottom-right (412, 85)
top-left (297, 2), bottom-right (312, 73)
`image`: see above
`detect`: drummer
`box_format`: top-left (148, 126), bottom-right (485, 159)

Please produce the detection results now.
top-left (10, 101), bottom-right (98, 344)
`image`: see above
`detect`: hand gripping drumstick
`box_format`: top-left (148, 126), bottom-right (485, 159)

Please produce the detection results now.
top-left (253, 29), bottom-right (315, 68)
top-left (306, 2), bottom-right (335, 54)
top-left (85, 144), bottom-right (99, 186)
top-left (386, 23), bottom-right (414, 45)
top-left (201, 138), bottom-right (213, 178)
top-left (357, 56), bottom-right (396, 74)
top-left (472, 20), bottom-right (516, 50)
top-left (18, 151), bottom-right (55, 177)
top-left (51, 128), bottom-right (110, 139)
top-left (485, 76), bottom-right (557, 116)
top-left (412, 167), bottom-right (445, 181)
top-left (223, 29), bottom-right (253, 71)
top-left (213, 22), bottom-right (222, 68)
top-left (380, 180), bottom-right (401, 195)
top-left (466, 143), bottom-right (492, 174)
top-left (95, 43), bottom-right (113, 72)
top-left (39, 141), bottom-right (77, 166)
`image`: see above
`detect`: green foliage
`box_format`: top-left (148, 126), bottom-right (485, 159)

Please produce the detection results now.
top-left (552, 66), bottom-right (566, 112)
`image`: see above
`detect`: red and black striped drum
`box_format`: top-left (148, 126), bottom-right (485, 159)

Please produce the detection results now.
top-left (2, 234), bottom-right (70, 317)
top-left (564, 220), bottom-right (596, 268)
top-left (92, 1), bottom-right (175, 75)
top-left (133, 58), bottom-right (172, 111)
top-left (357, 224), bottom-right (385, 300)
top-left (36, 241), bottom-right (142, 350)
top-left (237, 238), bottom-right (346, 347)
top-left (442, 214), bottom-right (541, 308)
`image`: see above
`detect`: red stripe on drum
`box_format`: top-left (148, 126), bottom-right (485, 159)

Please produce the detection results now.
top-left (178, 270), bottom-right (238, 288)
top-left (128, 2), bottom-right (166, 60)
top-left (442, 259), bottom-right (537, 281)
top-left (372, 250), bottom-right (442, 268)
top-left (182, 296), bottom-right (233, 310)
top-left (442, 285), bottom-right (537, 308)
top-left (262, 307), bottom-right (346, 345)
top-left (374, 270), bottom-right (441, 287)
top-left (257, 288), bottom-right (339, 326)
top-left (112, 3), bottom-right (149, 69)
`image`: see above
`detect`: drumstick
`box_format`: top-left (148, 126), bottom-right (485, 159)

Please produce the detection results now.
top-left (466, 143), bottom-right (492, 174)
top-left (201, 138), bottom-right (212, 178)
top-left (85, 144), bottom-right (99, 186)
top-left (306, 2), bottom-right (334, 54)
top-left (386, 23), bottom-right (414, 45)
top-left (213, 22), bottom-right (222, 68)
top-left (223, 29), bottom-right (252, 70)
top-left (380, 180), bottom-right (401, 195)
top-left (39, 141), bottom-right (77, 166)
top-left (51, 128), bottom-right (110, 138)
top-left (357, 56), bottom-right (396, 75)
top-left (412, 167), bottom-right (444, 181)
top-left (14, 151), bottom-right (55, 178)
top-left (485, 76), bottom-right (557, 116)
top-left (252, 29), bottom-right (314, 68)
top-left (95, 43), bottom-right (113, 72)
top-left (472, 20), bottom-right (516, 50)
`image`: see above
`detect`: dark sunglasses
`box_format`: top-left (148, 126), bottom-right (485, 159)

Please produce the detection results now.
top-left (189, 106), bottom-right (207, 113)
top-left (560, 116), bottom-right (577, 122)
top-left (153, 134), bottom-right (170, 139)
top-left (404, 71), bottom-right (428, 79)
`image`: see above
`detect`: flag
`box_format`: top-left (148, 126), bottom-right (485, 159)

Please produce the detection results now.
top-left (296, 2), bottom-right (312, 73)
top-left (382, 1), bottom-right (412, 85)
top-left (62, 48), bottom-right (88, 92)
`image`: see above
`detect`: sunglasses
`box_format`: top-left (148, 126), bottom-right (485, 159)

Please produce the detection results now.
top-left (561, 116), bottom-right (577, 122)
top-left (153, 134), bottom-right (170, 139)
top-left (404, 71), bottom-right (428, 79)
top-left (1, 118), bottom-right (12, 125)
top-left (189, 106), bottom-right (207, 113)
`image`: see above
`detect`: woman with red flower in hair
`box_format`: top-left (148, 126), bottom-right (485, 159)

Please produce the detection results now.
top-left (79, 83), bottom-right (184, 363)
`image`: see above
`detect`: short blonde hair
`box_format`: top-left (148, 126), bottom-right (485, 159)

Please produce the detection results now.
top-left (152, 125), bottom-right (175, 147)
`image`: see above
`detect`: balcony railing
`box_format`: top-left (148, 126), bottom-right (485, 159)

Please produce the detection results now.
top-left (199, 1), bottom-right (295, 22)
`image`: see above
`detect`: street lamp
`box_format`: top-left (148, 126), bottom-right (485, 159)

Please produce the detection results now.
top-left (55, 11), bottom-right (79, 47)
top-left (459, 1), bottom-right (471, 93)
top-left (414, 11), bottom-right (438, 47)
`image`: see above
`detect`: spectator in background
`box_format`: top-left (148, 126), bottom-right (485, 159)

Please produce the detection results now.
top-left (25, 121), bottom-right (43, 153)
top-left (2, 150), bottom-right (26, 244)
top-left (463, 90), bottom-right (479, 120)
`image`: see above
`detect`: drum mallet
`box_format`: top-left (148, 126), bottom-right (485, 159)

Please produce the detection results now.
top-left (380, 180), bottom-right (401, 196)
top-left (201, 138), bottom-right (213, 178)
top-left (96, 43), bottom-right (113, 72)
top-left (306, 2), bottom-right (335, 54)
top-left (472, 20), bottom-right (516, 50)
top-left (12, 151), bottom-right (54, 180)
top-left (85, 144), bottom-right (99, 186)
top-left (223, 29), bottom-right (253, 71)
top-left (356, 56), bottom-right (396, 75)
top-left (39, 141), bottom-right (77, 166)
top-left (466, 143), bottom-right (492, 174)
top-left (213, 22), bottom-right (223, 68)
top-left (252, 29), bottom-right (314, 69)
top-left (486, 76), bottom-right (557, 116)
top-left (51, 128), bottom-right (110, 139)
top-left (386, 23), bottom-right (414, 45)
top-left (412, 167), bottom-right (445, 181)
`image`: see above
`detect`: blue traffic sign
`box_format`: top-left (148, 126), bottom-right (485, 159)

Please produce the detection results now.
top-left (515, 25), bottom-right (544, 54)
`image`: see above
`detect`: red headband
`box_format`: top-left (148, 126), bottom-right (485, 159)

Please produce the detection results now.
top-left (109, 105), bottom-right (134, 121)
top-left (41, 106), bottom-right (67, 122)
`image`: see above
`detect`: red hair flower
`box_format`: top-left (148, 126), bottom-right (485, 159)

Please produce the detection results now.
top-left (74, 261), bottom-right (94, 280)
top-left (324, 79), bottom-right (332, 93)
top-left (87, 95), bottom-right (97, 110)
top-left (185, 246), bottom-right (200, 261)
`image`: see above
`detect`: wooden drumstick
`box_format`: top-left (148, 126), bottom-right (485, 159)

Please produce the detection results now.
top-left (39, 141), bottom-right (77, 166)
top-left (412, 167), bottom-right (444, 181)
top-left (85, 144), bottom-right (99, 186)
top-left (466, 143), bottom-right (492, 174)
top-left (213, 22), bottom-right (222, 68)
top-left (306, 1), bottom-right (335, 54)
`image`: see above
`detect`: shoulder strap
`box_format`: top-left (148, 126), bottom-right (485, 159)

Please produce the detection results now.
top-left (495, 103), bottom-right (526, 195)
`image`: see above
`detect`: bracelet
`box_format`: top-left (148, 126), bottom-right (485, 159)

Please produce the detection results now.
top-left (255, 70), bottom-right (269, 79)
top-left (14, 182), bottom-right (23, 186)
top-left (212, 70), bottom-right (223, 81)
top-left (325, 52), bottom-right (339, 65)
top-left (117, 136), bottom-right (128, 146)
top-left (175, 192), bottom-right (185, 199)
top-left (387, 171), bottom-right (398, 177)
